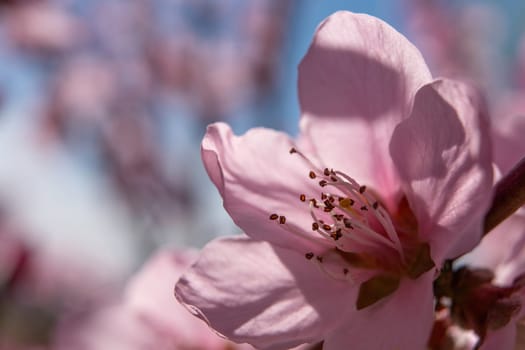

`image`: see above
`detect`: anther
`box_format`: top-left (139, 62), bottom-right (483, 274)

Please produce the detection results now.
top-left (372, 201), bottom-right (379, 210)
top-left (360, 206), bottom-right (368, 211)
top-left (305, 252), bottom-right (314, 260)
top-left (269, 213), bottom-right (279, 220)
top-left (316, 256), bottom-right (323, 263)
top-left (300, 194), bottom-right (306, 202)
top-left (322, 224), bottom-right (331, 231)
top-left (309, 171), bottom-right (316, 179)
top-left (323, 200), bottom-right (334, 209)
top-left (324, 168), bottom-right (330, 176)
top-left (344, 218), bottom-right (354, 229)
top-left (312, 222), bottom-right (319, 231)
top-left (359, 185), bottom-right (367, 194)
top-left (343, 268), bottom-right (349, 275)
top-left (331, 229), bottom-right (342, 240)
top-left (330, 176), bottom-right (338, 182)
top-left (289, 147), bottom-right (297, 154)
top-left (319, 180), bottom-right (327, 187)
top-left (340, 198), bottom-right (354, 208)
top-left (279, 216), bottom-right (286, 224)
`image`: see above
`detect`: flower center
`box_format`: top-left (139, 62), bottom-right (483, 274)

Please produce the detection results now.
top-left (268, 147), bottom-right (434, 288)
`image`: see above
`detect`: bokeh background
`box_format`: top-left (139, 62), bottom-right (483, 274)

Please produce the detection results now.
top-left (0, 0), bottom-right (524, 348)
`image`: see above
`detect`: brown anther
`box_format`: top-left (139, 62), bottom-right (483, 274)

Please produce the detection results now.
top-left (334, 214), bottom-right (344, 221)
top-left (289, 147), bottom-right (297, 154)
top-left (360, 206), bottom-right (368, 211)
top-left (305, 252), bottom-right (314, 260)
top-left (319, 180), bottom-right (328, 187)
top-left (300, 194), bottom-right (306, 202)
top-left (309, 171), bottom-right (316, 179)
top-left (269, 213), bottom-right (279, 220)
top-left (316, 256), bottom-right (323, 263)
top-left (328, 196), bottom-right (335, 203)
top-left (330, 176), bottom-right (338, 182)
top-left (321, 193), bottom-right (327, 200)
top-left (331, 229), bottom-right (342, 240)
top-left (279, 216), bottom-right (286, 224)
top-left (359, 185), bottom-right (367, 194)
top-left (323, 207), bottom-right (333, 213)
top-left (340, 198), bottom-right (355, 208)
top-left (372, 201), bottom-right (379, 210)
top-left (322, 224), bottom-right (332, 231)
top-left (310, 199), bottom-right (319, 208)
top-left (323, 200), bottom-right (334, 209)
top-left (312, 222), bottom-right (319, 231)
top-left (343, 268), bottom-right (349, 275)
top-left (324, 168), bottom-right (330, 176)
top-left (344, 218), bottom-right (354, 229)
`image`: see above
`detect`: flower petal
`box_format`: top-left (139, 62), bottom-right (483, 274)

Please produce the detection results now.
top-left (175, 235), bottom-right (355, 350)
top-left (460, 213), bottom-right (525, 286)
top-left (480, 324), bottom-right (517, 350)
top-left (124, 250), bottom-right (231, 349)
top-left (390, 79), bottom-right (493, 262)
top-left (202, 122), bottom-right (330, 254)
top-left (298, 11), bottom-right (432, 205)
top-left (323, 271), bottom-right (435, 350)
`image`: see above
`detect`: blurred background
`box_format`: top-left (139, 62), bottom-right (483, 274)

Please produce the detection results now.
top-left (0, 0), bottom-right (523, 348)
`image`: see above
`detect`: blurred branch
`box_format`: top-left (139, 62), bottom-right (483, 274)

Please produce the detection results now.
top-left (483, 156), bottom-right (525, 235)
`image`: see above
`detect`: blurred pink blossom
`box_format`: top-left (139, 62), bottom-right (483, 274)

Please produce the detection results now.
top-left (54, 249), bottom-right (253, 349)
top-left (5, 1), bottom-right (85, 54)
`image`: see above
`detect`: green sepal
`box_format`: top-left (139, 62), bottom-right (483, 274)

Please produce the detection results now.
top-left (356, 274), bottom-right (400, 310)
top-left (406, 242), bottom-right (435, 279)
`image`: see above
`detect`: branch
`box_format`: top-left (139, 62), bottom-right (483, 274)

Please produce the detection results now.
top-left (483, 156), bottom-right (525, 236)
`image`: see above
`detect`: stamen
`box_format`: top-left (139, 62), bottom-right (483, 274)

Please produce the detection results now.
top-left (313, 257), bottom-right (354, 282)
top-left (286, 147), bottom-right (408, 277)
top-left (269, 213), bottom-right (279, 220)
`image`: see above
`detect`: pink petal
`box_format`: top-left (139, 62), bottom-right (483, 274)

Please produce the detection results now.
top-left (202, 122), bottom-right (328, 254)
top-left (460, 213), bottom-right (525, 285)
top-left (298, 11), bottom-right (432, 206)
top-left (493, 93), bottom-right (525, 174)
top-left (323, 271), bottom-right (435, 350)
top-left (124, 250), bottom-right (230, 349)
top-left (480, 324), bottom-right (517, 350)
top-left (390, 79), bottom-right (493, 262)
top-left (175, 235), bottom-right (355, 350)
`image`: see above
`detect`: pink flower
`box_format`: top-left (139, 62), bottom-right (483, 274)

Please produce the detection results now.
top-left (54, 249), bottom-right (251, 350)
top-left (432, 110), bottom-right (525, 350)
top-left (176, 11), bottom-right (493, 350)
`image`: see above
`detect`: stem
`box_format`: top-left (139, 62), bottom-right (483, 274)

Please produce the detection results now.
top-left (483, 156), bottom-right (525, 236)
